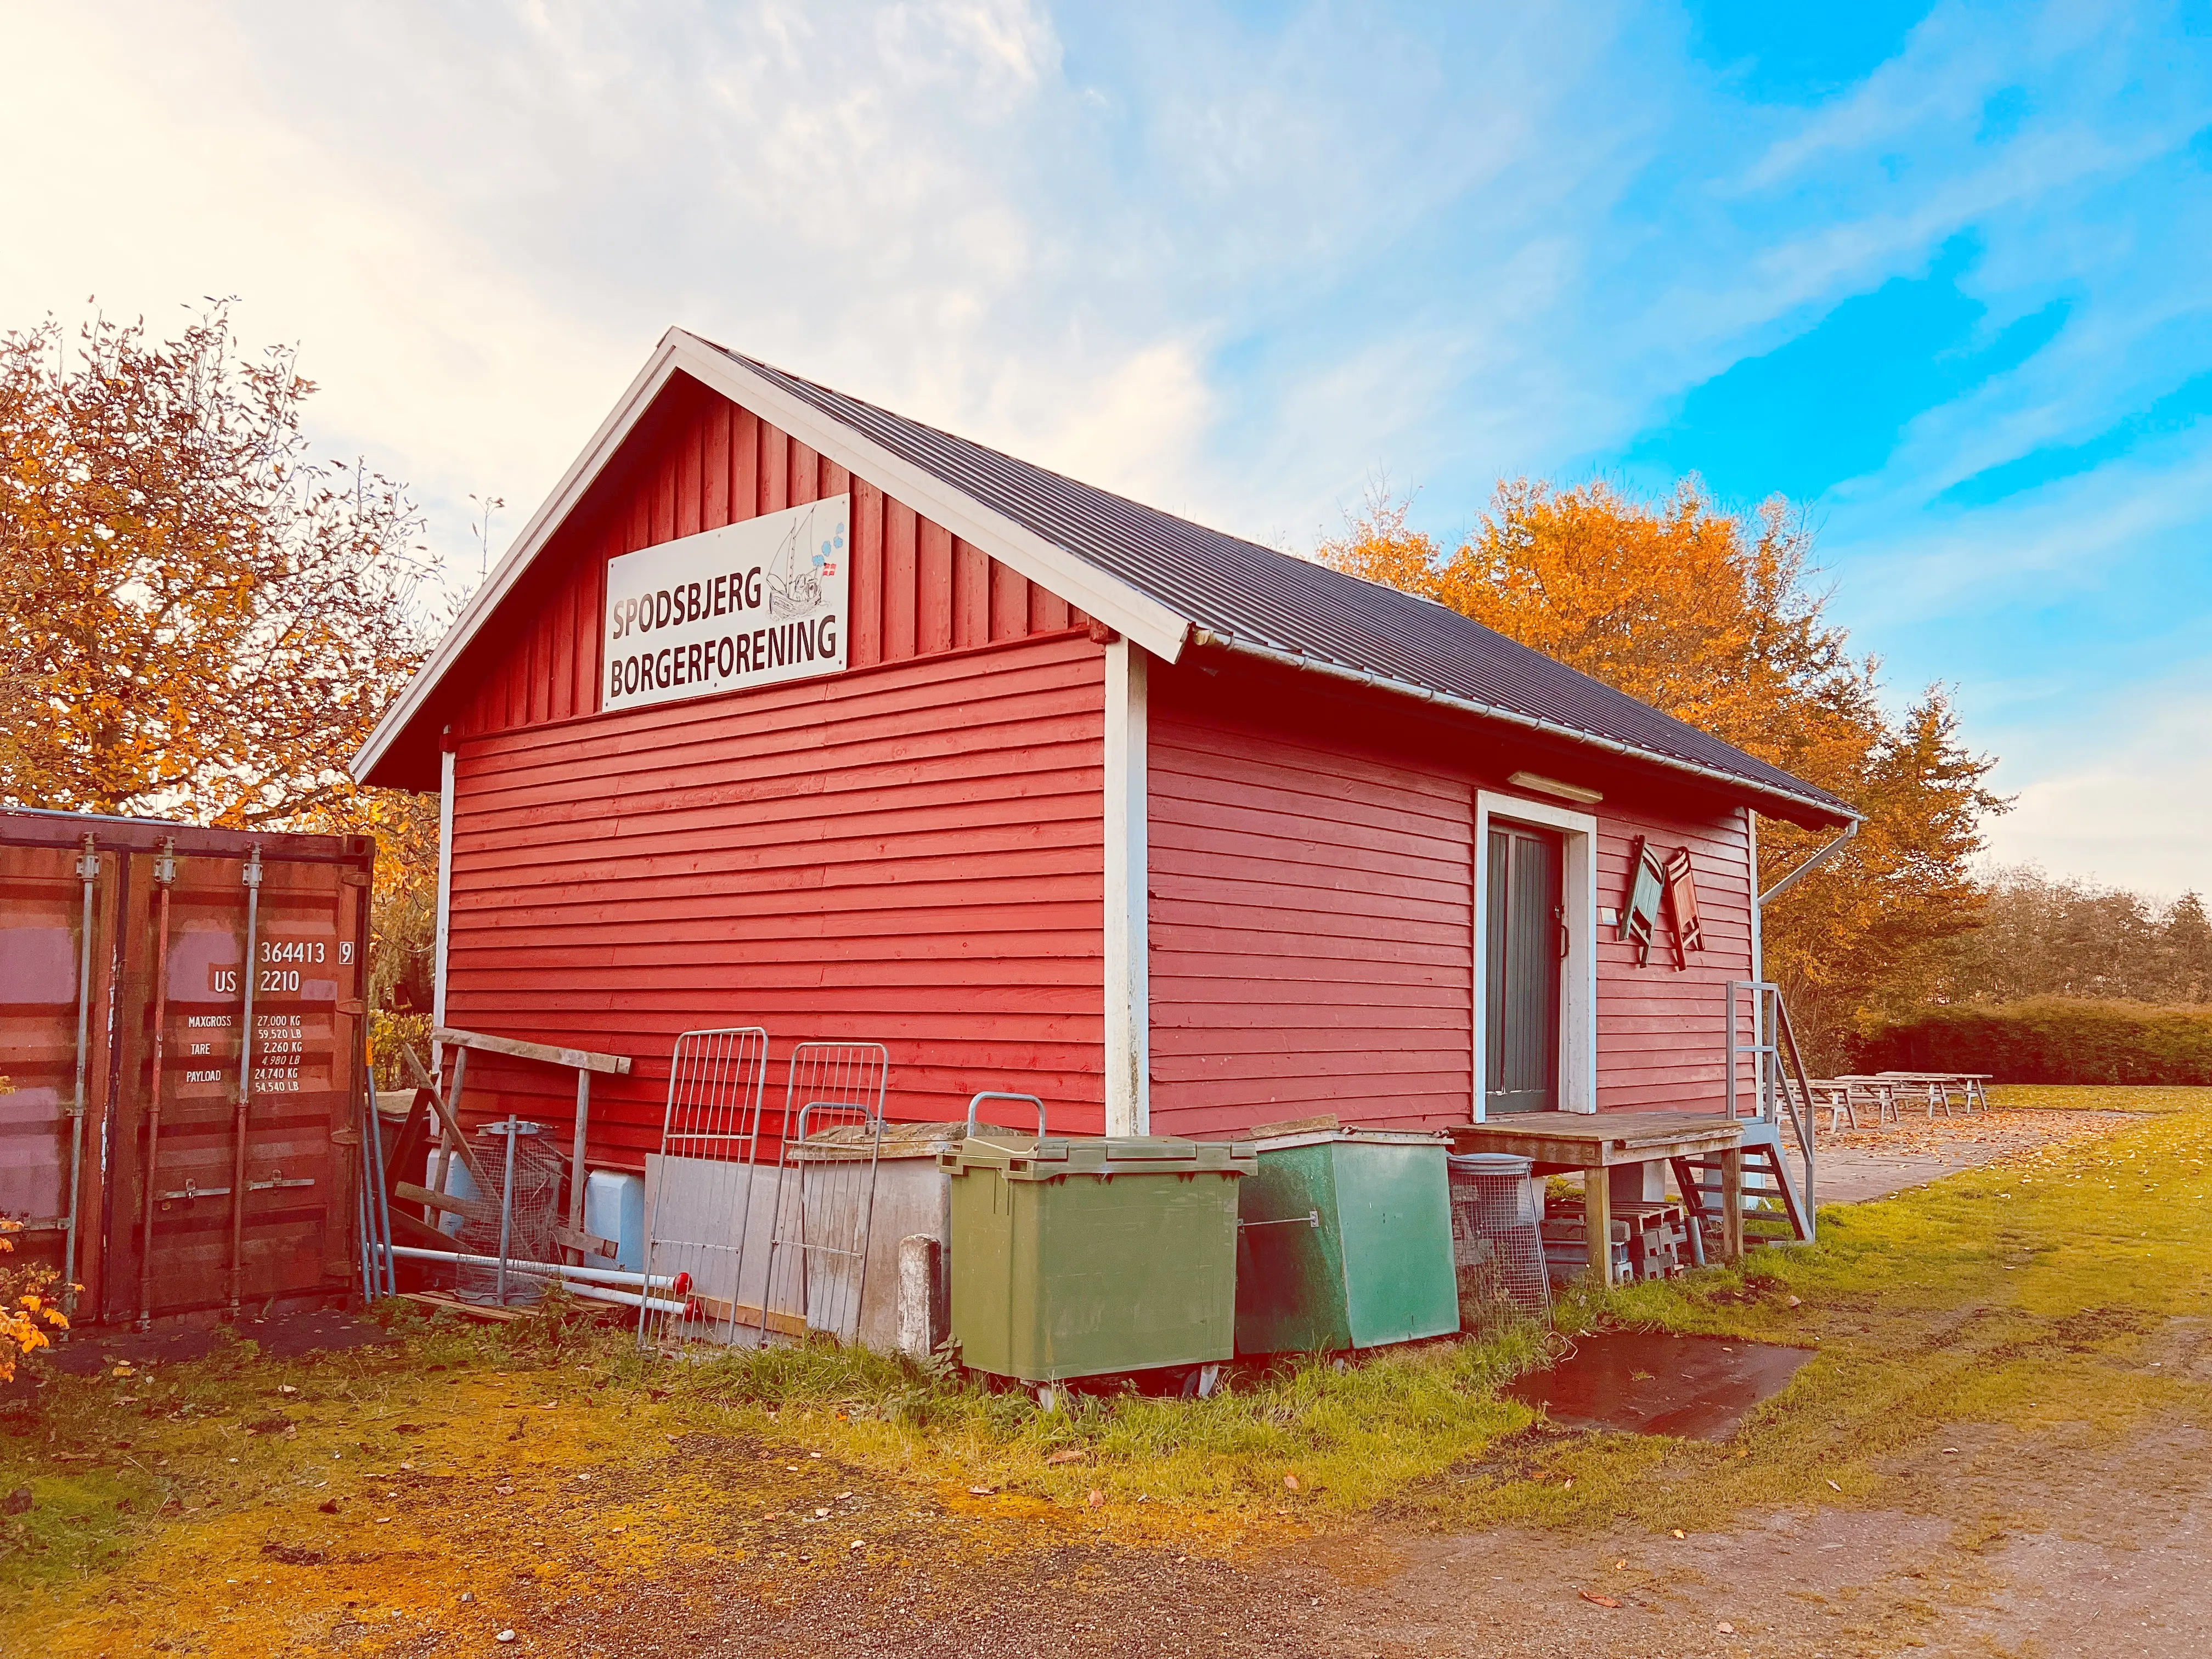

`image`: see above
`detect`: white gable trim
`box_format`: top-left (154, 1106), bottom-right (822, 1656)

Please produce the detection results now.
top-left (351, 329), bottom-right (1193, 783)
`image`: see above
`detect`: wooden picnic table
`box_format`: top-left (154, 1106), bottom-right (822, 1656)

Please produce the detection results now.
top-left (1448, 1111), bottom-right (1747, 1286)
top-left (1876, 1071), bottom-right (1990, 1110)
top-left (1804, 1077), bottom-right (1903, 1132)
top-left (1835, 1072), bottom-right (1989, 1116)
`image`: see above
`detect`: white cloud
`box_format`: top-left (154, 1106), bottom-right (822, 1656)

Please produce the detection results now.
top-left (1984, 676), bottom-right (2212, 897)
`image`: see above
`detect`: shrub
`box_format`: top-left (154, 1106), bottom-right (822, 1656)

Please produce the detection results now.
top-left (0, 1221), bottom-right (70, 1383)
top-left (1856, 997), bottom-right (2212, 1085)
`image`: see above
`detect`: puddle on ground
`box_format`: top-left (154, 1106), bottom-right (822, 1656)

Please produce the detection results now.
top-left (1503, 1331), bottom-right (1814, 1441)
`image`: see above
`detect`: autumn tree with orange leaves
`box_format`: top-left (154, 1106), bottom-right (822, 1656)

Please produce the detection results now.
top-left (1322, 479), bottom-right (2005, 1060)
top-left (1, 303), bottom-right (448, 1063)
top-left (0, 305), bottom-right (434, 824)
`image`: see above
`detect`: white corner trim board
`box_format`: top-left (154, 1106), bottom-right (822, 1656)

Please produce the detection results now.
top-left (1103, 640), bottom-right (1150, 1137)
top-left (1473, 789), bottom-right (1600, 1120)
top-left (432, 746), bottom-right (456, 1063)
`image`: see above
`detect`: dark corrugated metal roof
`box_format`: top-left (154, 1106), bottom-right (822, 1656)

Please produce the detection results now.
top-left (715, 343), bottom-right (1855, 824)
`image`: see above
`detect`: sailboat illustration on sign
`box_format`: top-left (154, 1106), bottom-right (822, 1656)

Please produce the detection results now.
top-left (765, 504), bottom-right (845, 620)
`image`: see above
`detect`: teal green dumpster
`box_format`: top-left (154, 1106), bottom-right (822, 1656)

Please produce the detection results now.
top-left (944, 1134), bottom-right (1255, 1383)
top-left (1234, 1127), bottom-right (1458, 1356)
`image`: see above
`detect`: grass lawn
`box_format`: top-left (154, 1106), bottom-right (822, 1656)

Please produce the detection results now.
top-left (4, 1086), bottom-right (2208, 1652)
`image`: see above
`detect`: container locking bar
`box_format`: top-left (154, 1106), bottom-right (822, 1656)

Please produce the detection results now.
top-left (1238, 1210), bottom-right (1322, 1231)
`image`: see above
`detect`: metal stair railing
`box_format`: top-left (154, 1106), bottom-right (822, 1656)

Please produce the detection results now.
top-left (1724, 980), bottom-right (1816, 1245)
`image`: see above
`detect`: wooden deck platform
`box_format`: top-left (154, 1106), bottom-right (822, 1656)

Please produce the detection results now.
top-left (1448, 1111), bottom-right (1748, 1285)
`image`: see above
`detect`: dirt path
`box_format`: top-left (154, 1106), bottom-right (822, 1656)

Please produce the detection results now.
top-left (1809, 1108), bottom-right (2137, 1205)
top-left (514, 1407), bottom-right (2209, 1659)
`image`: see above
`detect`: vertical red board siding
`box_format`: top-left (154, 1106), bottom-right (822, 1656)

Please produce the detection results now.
top-left (443, 633), bottom-right (1108, 1155)
top-left (1147, 673), bottom-right (1476, 1138)
top-left (452, 375), bottom-right (1084, 744)
top-left (883, 499), bottom-right (918, 660)
top-left (1592, 804), bottom-right (1754, 1113)
top-left (917, 522), bottom-right (954, 655)
top-left (851, 480), bottom-right (884, 668)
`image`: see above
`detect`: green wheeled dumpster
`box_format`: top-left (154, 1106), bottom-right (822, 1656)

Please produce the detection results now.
top-left (1234, 1126), bottom-right (1458, 1356)
top-left (943, 1133), bottom-right (1256, 1384)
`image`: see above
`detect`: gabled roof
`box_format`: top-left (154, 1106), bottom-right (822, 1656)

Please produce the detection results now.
top-left (354, 328), bottom-right (1855, 827)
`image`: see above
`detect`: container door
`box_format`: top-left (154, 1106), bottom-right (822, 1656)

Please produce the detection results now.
top-left (0, 842), bottom-right (120, 1293)
top-left (103, 851), bottom-right (366, 1320)
top-left (1484, 823), bottom-right (1561, 1115)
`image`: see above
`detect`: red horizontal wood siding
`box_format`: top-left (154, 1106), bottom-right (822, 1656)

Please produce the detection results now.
top-left (451, 373), bottom-right (1088, 742)
top-left (1148, 659), bottom-right (1758, 1132)
top-left (1592, 804), bottom-right (1754, 1114)
top-left (1147, 673), bottom-right (1476, 1138)
top-left (443, 633), bottom-right (1108, 1161)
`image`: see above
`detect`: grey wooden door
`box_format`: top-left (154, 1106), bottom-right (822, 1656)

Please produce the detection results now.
top-left (1485, 823), bottom-right (1562, 1115)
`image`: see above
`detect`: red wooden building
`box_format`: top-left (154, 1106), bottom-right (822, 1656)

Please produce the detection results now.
top-left (352, 330), bottom-right (1857, 1165)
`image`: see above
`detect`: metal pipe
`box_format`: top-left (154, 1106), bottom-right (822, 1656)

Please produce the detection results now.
top-left (379, 1243), bottom-right (683, 1291)
top-left (1191, 627), bottom-right (1864, 830)
top-left (354, 1092), bottom-right (374, 1302)
top-left (226, 844), bottom-right (264, 1316)
top-left (61, 834), bottom-right (99, 1323)
top-left (555, 1278), bottom-right (690, 1317)
top-left (1758, 820), bottom-right (1859, 907)
top-left (365, 1066), bottom-right (395, 1296)
top-left (137, 838), bottom-right (177, 1329)
top-left (495, 1115), bottom-right (519, 1304)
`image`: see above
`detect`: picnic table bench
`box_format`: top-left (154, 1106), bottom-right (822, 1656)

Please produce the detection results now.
top-left (1827, 1071), bottom-right (1989, 1122)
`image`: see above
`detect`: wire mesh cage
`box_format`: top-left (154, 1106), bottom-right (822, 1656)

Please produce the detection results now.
top-left (637, 1028), bottom-right (772, 1351)
top-left (1447, 1151), bottom-right (1551, 1321)
top-left (451, 1120), bottom-right (566, 1307)
top-left (754, 1041), bottom-right (888, 1349)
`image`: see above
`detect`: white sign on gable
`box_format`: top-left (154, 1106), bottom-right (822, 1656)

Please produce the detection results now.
top-left (602, 494), bottom-right (850, 713)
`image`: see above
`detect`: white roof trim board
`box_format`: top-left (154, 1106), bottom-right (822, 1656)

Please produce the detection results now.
top-left (352, 329), bottom-right (1855, 827)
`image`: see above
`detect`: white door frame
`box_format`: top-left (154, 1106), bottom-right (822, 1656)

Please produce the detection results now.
top-left (1474, 791), bottom-right (1599, 1120)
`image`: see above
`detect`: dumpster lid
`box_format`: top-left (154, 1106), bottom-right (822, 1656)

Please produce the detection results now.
top-left (1248, 1126), bottom-right (1451, 1153)
top-left (949, 1133), bottom-right (1256, 1178)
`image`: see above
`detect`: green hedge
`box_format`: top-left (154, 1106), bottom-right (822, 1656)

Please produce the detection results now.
top-left (1857, 997), bottom-right (2212, 1085)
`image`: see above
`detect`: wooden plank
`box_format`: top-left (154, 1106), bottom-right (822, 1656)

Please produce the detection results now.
top-left (399, 1048), bottom-right (493, 1195)
top-left (761, 422), bottom-right (788, 515)
top-left (884, 498), bottom-right (918, 659)
top-left (552, 1223), bottom-right (617, 1260)
top-left (703, 398), bottom-right (731, 529)
top-left (394, 1181), bottom-right (493, 1220)
top-left (1720, 1148), bottom-right (1745, 1262)
top-left (432, 1024), bottom-right (633, 1075)
top-left (952, 537), bottom-right (989, 649)
top-left (685, 1293), bottom-right (809, 1339)
top-left (676, 414), bottom-right (703, 539)
top-left (990, 560), bottom-right (1029, 642)
top-left (917, 520), bottom-right (953, 653)
top-left (1584, 1164), bottom-right (1611, 1286)
top-left (400, 1290), bottom-right (530, 1324)
top-left (734, 406), bottom-right (760, 523)
top-left (851, 477), bottom-right (884, 668)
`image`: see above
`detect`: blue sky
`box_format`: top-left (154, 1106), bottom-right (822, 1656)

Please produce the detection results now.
top-left (2, 1), bottom-right (2207, 892)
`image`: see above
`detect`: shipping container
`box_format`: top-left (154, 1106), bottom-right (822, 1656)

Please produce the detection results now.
top-left (0, 808), bottom-right (373, 1325)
